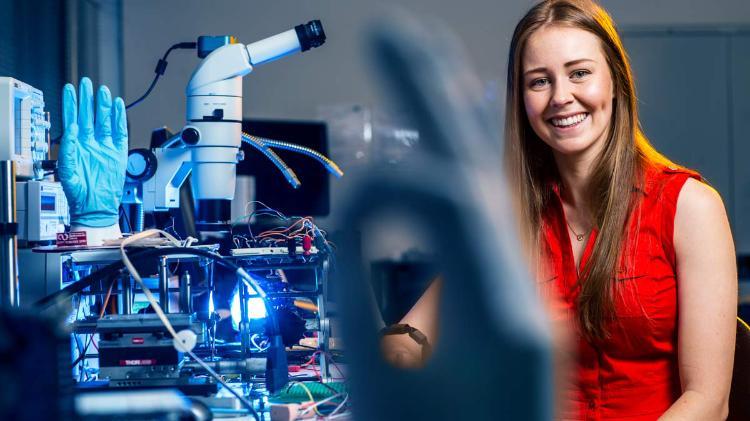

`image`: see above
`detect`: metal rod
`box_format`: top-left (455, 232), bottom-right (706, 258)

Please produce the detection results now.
top-left (237, 263), bottom-right (322, 271)
top-left (134, 203), bottom-right (144, 232)
top-left (77, 286), bottom-right (210, 296)
top-left (179, 270), bottom-right (192, 313)
top-left (262, 290), bottom-right (319, 299)
top-left (238, 281), bottom-right (252, 357)
top-left (158, 256), bottom-right (170, 313)
top-left (160, 132), bottom-right (184, 149)
top-left (318, 259), bottom-right (330, 379)
top-left (121, 275), bottom-right (131, 315)
top-left (0, 161), bottom-right (19, 308)
top-left (183, 358), bottom-right (266, 375)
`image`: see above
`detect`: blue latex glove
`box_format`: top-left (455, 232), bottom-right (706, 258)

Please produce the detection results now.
top-left (59, 77), bottom-right (128, 228)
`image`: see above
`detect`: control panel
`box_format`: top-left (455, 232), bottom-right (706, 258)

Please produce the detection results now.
top-left (16, 181), bottom-right (69, 243)
top-left (0, 77), bottom-right (51, 179)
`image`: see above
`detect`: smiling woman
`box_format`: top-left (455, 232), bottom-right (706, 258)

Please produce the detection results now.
top-left (381, 0), bottom-right (738, 419)
top-left (506, 2), bottom-right (737, 419)
top-left (521, 27), bottom-right (613, 160)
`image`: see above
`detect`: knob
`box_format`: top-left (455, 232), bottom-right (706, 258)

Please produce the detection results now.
top-left (126, 149), bottom-right (158, 181)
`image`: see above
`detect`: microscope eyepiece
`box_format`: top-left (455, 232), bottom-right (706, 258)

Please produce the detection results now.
top-left (295, 20), bottom-right (326, 51)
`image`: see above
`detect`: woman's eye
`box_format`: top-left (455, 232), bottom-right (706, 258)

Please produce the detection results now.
top-left (571, 70), bottom-right (591, 79)
top-left (530, 78), bottom-right (549, 88)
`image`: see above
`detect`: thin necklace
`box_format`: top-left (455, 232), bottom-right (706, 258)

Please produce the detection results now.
top-left (566, 220), bottom-right (587, 242)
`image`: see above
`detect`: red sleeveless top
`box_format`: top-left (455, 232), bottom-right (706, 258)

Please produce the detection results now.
top-left (538, 164), bottom-right (700, 420)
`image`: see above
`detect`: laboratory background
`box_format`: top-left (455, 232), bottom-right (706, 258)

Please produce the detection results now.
top-left (1, 0), bottom-right (750, 419)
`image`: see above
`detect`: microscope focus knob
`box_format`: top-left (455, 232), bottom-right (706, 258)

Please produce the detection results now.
top-left (126, 148), bottom-right (158, 181)
top-left (180, 126), bottom-right (201, 145)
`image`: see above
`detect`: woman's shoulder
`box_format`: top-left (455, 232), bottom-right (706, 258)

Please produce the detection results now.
top-left (640, 162), bottom-right (703, 200)
top-left (674, 177), bottom-right (727, 227)
top-left (641, 162), bottom-right (726, 232)
top-left (635, 162), bottom-right (726, 264)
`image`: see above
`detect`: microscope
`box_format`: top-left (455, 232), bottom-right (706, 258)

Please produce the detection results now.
top-left (119, 23), bottom-right (335, 394)
top-left (124, 20), bottom-right (336, 231)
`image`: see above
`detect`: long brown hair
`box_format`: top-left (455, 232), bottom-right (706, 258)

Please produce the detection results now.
top-left (504, 0), bottom-right (673, 340)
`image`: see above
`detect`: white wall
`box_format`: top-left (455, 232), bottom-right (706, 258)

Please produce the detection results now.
top-left (122, 0), bottom-right (750, 148)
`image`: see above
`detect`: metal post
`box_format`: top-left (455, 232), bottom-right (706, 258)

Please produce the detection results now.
top-left (239, 281), bottom-right (251, 357)
top-left (317, 259), bottom-right (330, 379)
top-left (0, 161), bottom-right (19, 308)
top-left (134, 203), bottom-right (144, 232)
top-left (158, 256), bottom-right (170, 313)
top-left (179, 271), bottom-right (192, 314)
top-left (206, 259), bottom-right (217, 359)
top-left (120, 275), bottom-right (131, 315)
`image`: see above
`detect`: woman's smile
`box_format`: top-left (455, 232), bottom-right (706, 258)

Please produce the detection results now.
top-left (548, 112), bottom-right (589, 131)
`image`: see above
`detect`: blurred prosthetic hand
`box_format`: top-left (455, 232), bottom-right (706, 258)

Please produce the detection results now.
top-left (59, 77), bottom-right (128, 246)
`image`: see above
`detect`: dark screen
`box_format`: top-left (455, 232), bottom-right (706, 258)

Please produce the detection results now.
top-left (237, 119), bottom-right (330, 217)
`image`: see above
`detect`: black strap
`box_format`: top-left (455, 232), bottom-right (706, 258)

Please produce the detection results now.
top-left (380, 323), bottom-right (432, 361)
top-left (0, 222), bottom-right (18, 235)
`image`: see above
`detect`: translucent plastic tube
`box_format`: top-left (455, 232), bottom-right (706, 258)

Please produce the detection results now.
top-left (246, 133), bottom-right (344, 178)
top-left (241, 133), bottom-right (301, 188)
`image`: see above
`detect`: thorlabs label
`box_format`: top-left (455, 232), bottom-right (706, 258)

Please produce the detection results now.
top-left (120, 359), bottom-right (157, 366)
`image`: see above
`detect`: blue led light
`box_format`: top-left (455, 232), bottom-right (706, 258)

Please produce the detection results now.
top-left (230, 285), bottom-right (267, 330)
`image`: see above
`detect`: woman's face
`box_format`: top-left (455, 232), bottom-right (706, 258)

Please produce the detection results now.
top-left (522, 25), bottom-right (614, 159)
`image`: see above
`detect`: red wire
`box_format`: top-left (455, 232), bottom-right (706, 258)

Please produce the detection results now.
top-left (300, 350), bottom-right (346, 381)
top-left (301, 351), bottom-right (322, 381)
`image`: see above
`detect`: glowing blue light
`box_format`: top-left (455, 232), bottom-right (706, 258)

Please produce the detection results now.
top-left (230, 284), bottom-right (267, 330)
